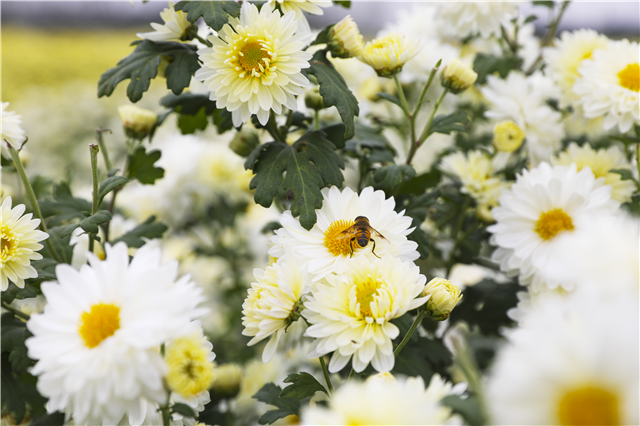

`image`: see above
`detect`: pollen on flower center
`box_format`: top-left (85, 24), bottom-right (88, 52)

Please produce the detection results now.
top-left (617, 62), bottom-right (639, 92)
top-left (557, 386), bottom-right (619, 425)
top-left (324, 219), bottom-right (355, 257)
top-left (355, 277), bottom-right (381, 318)
top-left (78, 303), bottom-right (121, 348)
top-left (1, 226), bottom-right (18, 262)
top-left (535, 208), bottom-right (574, 240)
top-left (237, 41), bottom-right (271, 75)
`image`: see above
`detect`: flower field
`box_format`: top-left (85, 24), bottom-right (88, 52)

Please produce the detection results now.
top-left (1, 1), bottom-right (638, 425)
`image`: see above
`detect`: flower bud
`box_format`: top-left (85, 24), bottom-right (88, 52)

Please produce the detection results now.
top-left (358, 33), bottom-right (420, 78)
top-left (441, 58), bottom-right (478, 94)
top-left (493, 120), bottom-right (525, 153)
top-left (210, 363), bottom-right (242, 399)
top-left (327, 15), bottom-right (364, 59)
top-left (118, 105), bottom-right (157, 140)
top-left (421, 277), bottom-right (462, 321)
top-left (229, 129), bottom-right (260, 157)
top-left (304, 85), bottom-right (325, 111)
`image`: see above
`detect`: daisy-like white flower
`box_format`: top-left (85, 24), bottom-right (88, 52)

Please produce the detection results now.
top-left (482, 72), bottom-right (564, 165)
top-left (436, 1), bottom-right (519, 39)
top-left (301, 375), bottom-right (463, 425)
top-left (242, 252), bottom-right (311, 362)
top-left (26, 243), bottom-right (207, 425)
top-left (136, 2), bottom-right (195, 42)
top-left (488, 162), bottom-right (620, 292)
top-left (358, 32), bottom-right (420, 78)
top-left (195, 2), bottom-right (312, 127)
top-left (303, 255), bottom-right (427, 373)
top-left (486, 290), bottom-right (639, 425)
top-left (543, 29), bottom-right (608, 108)
top-left (269, 186), bottom-right (418, 280)
top-left (573, 39), bottom-right (640, 133)
top-left (551, 142), bottom-right (636, 203)
top-left (1, 196), bottom-right (48, 291)
top-left (267, 0), bottom-right (331, 34)
top-left (1, 102), bottom-right (26, 158)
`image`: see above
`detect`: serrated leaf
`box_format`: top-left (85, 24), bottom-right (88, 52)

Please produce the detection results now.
top-left (98, 176), bottom-right (129, 203)
top-left (171, 402), bottom-right (196, 418)
top-left (174, 1), bottom-right (241, 31)
top-left (303, 50), bottom-right (359, 139)
top-left (178, 106), bottom-right (209, 134)
top-left (161, 92), bottom-right (218, 115)
top-left (1, 314), bottom-right (33, 374)
top-left (111, 216), bottom-right (168, 248)
top-left (280, 372), bottom-right (328, 400)
top-left (98, 40), bottom-right (198, 102)
top-left (473, 53), bottom-right (522, 85)
top-left (373, 165), bottom-right (416, 193)
top-left (56, 210), bottom-right (112, 237)
top-left (441, 395), bottom-right (484, 426)
top-left (127, 147), bottom-right (165, 185)
top-left (253, 383), bottom-right (300, 425)
top-left (1, 352), bottom-right (26, 423)
top-left (427, 110), bottom-right (469, 137)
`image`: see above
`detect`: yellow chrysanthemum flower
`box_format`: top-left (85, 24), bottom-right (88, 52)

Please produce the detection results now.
top-left (166, 333), bottom-right (216, 398)
top-left (358, 32), bottom-right (420, 78)
top-left (441, 58), bottom-right (477, 94)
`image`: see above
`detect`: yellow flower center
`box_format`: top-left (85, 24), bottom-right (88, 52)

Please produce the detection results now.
top-left (558, 386), bottom-right (619, 425)
top-left (355, 277), bottom-right (380, 318)
top-left (535, 208), bottom-right (574, 240)
top-left (166, 336), bottom-right (215, 397)
top-left (78, 303), bottom-right (121, 348)
top-left (1, 224), bottom-right (19, 264)
top-left (323, 219), bottom-right (355, 257)
top-left (618, 62), bottom-right (639, 92)
top-left (493, 120), bottom-right (525, 152)
top-left (238, 41), bottom-right (270, 74)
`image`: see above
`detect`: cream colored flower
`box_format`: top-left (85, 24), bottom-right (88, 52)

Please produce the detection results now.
top-left (358, 32), bottom-right (420, 78)
top-left (328, 15), bottom-right (364, 59)
top-left (493, 120), bottom-right (525, 153)
top-left (195, 2), bottom-right (312, 127)
top-left (118, 105), bottom-right (157, 140)
top-left (1, 196), bottom-right (48, 291)
top-left (136, 2), bottom-right (195, 42)
top-left (551, 143), bottom-right (636, 203)
top-left (421, 277), bottom-right (463, 320)
top-left (436, 1), bottom-right (519, 39)
top-left (267, 0), bottom-right (332, 34)
top-left (166, 332), bottom-right (216, 398)
top-left (441, 58), bottom-right (477, 94)
top-left (1, 102), bottom-right (26, 158)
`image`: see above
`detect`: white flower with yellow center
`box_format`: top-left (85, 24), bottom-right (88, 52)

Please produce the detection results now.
top-left (136, 2), bottom-right (194, 42)
top-left (1, 196), bottom-right (48, 291)
top-left (551, 142), bottom-right (636, 203)
top-left (301, 375), bottom-right (463, 425)
top-left (358, 32), bottom-right (420, 78)
top-left (303, 255), bottom-right (427, 373)
top-left (488, 162), bottom-right (620, 292)
top-left (242, 253), bottom-right (311, 362)
top-left (1, 102), bottom-right (26, 158)
top-left (543, 29), bottom-right (609, 108)
top-left (436, 1), bottom-right (519, 39)
top-left (267, 0), bottom-right (331, 34)
top-left (269, 186), bottom-right (418, 281)
top-left (25, 243), bottom-right (207, 425)
top-left (195, 2), bottom-right (312, 127)
top-left (486, 291), bottom-right (639, 425)
top-left (573, 39), bottom-right (640, 133)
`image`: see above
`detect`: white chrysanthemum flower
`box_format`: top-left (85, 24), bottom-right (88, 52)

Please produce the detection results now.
top-left (304, 255), bottom-right (427, 373)
top-left (1, 196), bottom-right (48, 291)
top-left (488, 162), bottom-right (620, 292)
top-left (269, 186), bottom-right (418, 281)
top-left (136, 2), bottom-right (194, 42)
top-left (436, 1), bottom-right (519, 39)
top-left (486, 291), bottom-right (639, 425)
top-left (195, 2), bottom-right (312, 127)
top-left (573, 39), bottom-right (640, 133)
top-left (26, 243), bottom-right (207, 425)
top-left (267, 0), bottom-right (331, 34)
top-left (242, 253), bottom-right (311, 362)
top-left (358, 32), bottom-right (421, 78)
top-left (301, 375), bottom-right (462, 425)
top-left (551, 142), bottom-right (636, 203)
top-left (328, 15), bottom-right (364, 58)
top-left (1, 102), bottom-right (26, 158)
top-left (482, 72), bottom-right (564, 164)
top-left (543, 29), bottom-right (609, 108)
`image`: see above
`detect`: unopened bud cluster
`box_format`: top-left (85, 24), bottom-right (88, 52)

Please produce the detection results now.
top-left (441, 59), bottom-right (478, 94)
top-left (421, 277), bottom-right (463, 321)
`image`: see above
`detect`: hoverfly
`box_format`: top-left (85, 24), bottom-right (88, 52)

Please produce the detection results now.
top-left (335, 216), bottom-right (388, 258)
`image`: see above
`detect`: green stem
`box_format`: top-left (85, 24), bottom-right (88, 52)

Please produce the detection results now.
top-left (266, 111), bottom-right (286, 143)
top-left (318, 355), bottom-right (334, 393)
top-left (407, 89), bottom-right (448, 165)
top-left (282, 109), bottom-right (295, 138)
top-left (635, 144), bottom-right (640, 184)
top-left (95, 129), bottom-right (113, 172)
top-left (314, 109), bottom-right (320, 131)
top-left (195, 34), bottom-right (212, 47)
top-left (348, 368), bottom-right (356, 380)
top-left (393, 309), bottom-right (426, 358)
top-left (525, 1), bottom-right (571, 75)
top-left (160, 389), bottom-right (172, 426)
top-left (411, 59), bottom-right (442, 118)
top-left (89, 144), bottom-right (100, 253)
top-left (1, 300), bottom-right (30, 321)
top-left (6, 142), bottom-right (63, 263)
top-left (393, 74), bottom-right (411, 117)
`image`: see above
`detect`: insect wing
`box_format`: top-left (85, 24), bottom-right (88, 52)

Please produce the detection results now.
top-left (370, 226), bottom-right (388, 241)
top-left (335, 225), bottom-right (359, 241)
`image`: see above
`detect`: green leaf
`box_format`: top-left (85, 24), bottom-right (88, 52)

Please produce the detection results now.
top-left (377, 92), bottom-right (404, 109)
top-left (373, 165), bottom-right (416, 193)
top-left (161, 92), bottom-right (218, 115)
top-left (441, 395), bottom-right (485, 426)
top-left (31, 412), bottom-right (65, 426)
top-left (396, 169), bottom-right (442, 196)
top-left (212, 108), bottom-right (234, 133)
top-left (333, 0), bottom-right (351, 7)
top-left (280, 372), bottom-right (328, 400)
top-left (320, 123), bottom-right (347, 149)
top-left (171, 403), bottom-right (196, 418)
top-left (127, 147), bottom-right (165, 185)
top-left (428, 110), bottom-right (470, 137)
top-left (1, 314), bottom-right (33, 375)
top-left (610, 168), bottom-right (634, 180)
top-left (310, 24), bottom-right (335, 46)
top-left (177, 106), bottom-right (209, 134)
top-left (39, 183), bottom-right (93, 225)
top-left (98, 176), bottom-right (129, 203)
top-left (253, 383), bottom-right (300, 425)
top-left (56, 210), bottom-right (112, 237)
top-left (303, 50), bottom-right (359, 139)
top-left (98, 40), bottom-right (198, 102)
top-left (345, 123), bottom-right (397, 165)
top-left (473, 53), bottom-right (522, 85)
top-left (532, 0), bottom-right (555, 8)
top-left (174, 1), bottom-right (241, 31)
top-left (1, 352), bottom-right (26, 424)
top-left (111, 216), bottom-right (168, 248)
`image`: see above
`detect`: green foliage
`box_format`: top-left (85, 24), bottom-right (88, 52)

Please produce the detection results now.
top-left (31, 412), bottom-right (65, 426)
top-left (377, 92), bottom-right (404, 109)
top-left (373, 165), bottom-right (416, 194)
top-left (39, 183), bottom-right (94, 226)
top-left (56, 210), bottom-right (112, 237)
top-left (427, 110), bottom-right (470, 138)
top-left (111, 216), bottom-right (168, 248)
top-left (441, 395), bottom-right (485, 426)
top-left (473, 53), bottom-right (522, 85)
top-left (172, 402), bottom-right (197, 418)
top-left (98, 40), bottom-right (199, 103)
top-left (396, 169), bottom-right (442, 196)
top-left (392, 325), bottom-right (453, 384)
top-left (253, 383), bottom-right (301, 425)
top-left (127, 147), bottom-right (165, 185)
top-left (98, 176), bottom-right (129, 204)
top-left (532, 1), bottom-right (555, 8)
top-left (280, 372), bottom-right (328, 399)
top-left (161, 92), bottom-right (234, 134)
top-left (1, 313), bottom-right (33, 375)
top-left (246, 131), bottom-right (345, 230)
top-left (178, 107), bottom-right (209, 134)
top-left (174, 1), bottom-right (242, 31)
top-left (1, 352), bottom-right (26, 424)
top-left (333, 0), bottom-right (351, 7)
top-left (303, 50), bottom-right (359, 139)
top-left (344, 123), bottom-right (397, 165)
top-left (310, 24), bottom-right (334, 47)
